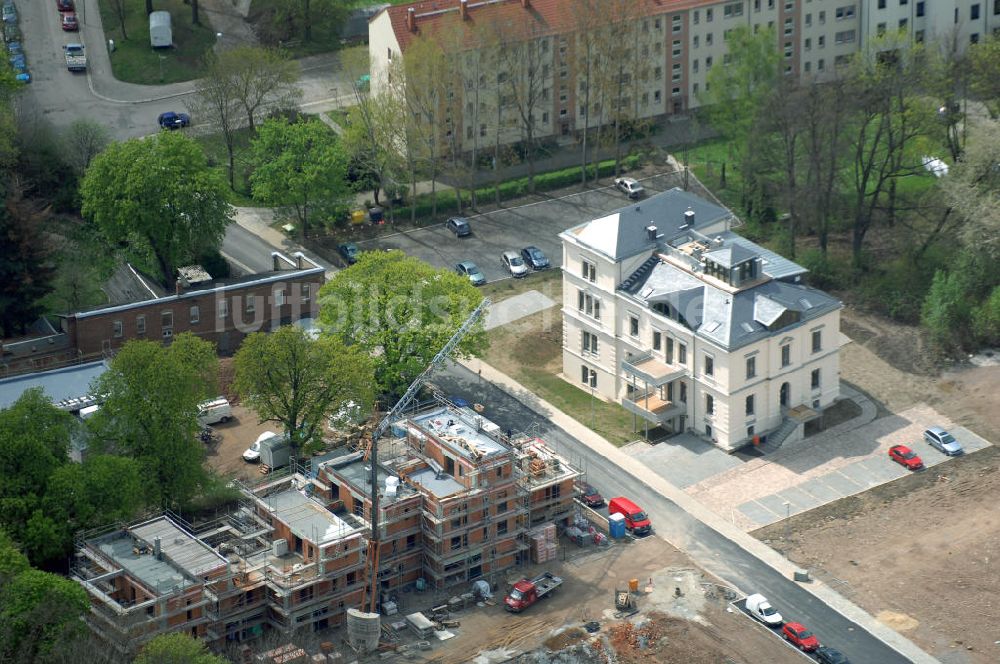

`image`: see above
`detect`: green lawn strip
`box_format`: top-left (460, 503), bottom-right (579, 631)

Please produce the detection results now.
top-left (193, 128), bottom-right (258, 206)
top-left (518, 370), bottom-right (637, 446)
top-left (98, 0), bottom-right (215, 83)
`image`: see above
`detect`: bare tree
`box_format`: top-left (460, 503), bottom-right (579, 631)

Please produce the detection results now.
top-left (62, 119), bottom-right (110, 176)
top-left (222, 46), bottom-right (302, 134)
top-left (192, 53), bottom-right (245, 190)
top-left (109, 0), bottom-right (129, 40)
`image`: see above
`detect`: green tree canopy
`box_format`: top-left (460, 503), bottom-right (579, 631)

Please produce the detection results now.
top-left (80, 131), bottom-right (233, 288)
top-left (133, 632), bottom-right (229, 664)
top-left (318, 250), bottom-right (487, 397)
top-left (89, 333), bottom-right (218, 507)
top-left (0, 566), bottom-right (89, 662)
top-left (233, 324), bottom-right (375, 456)
top-left (0, 198), bottom-right (57, 337)
top-left (249, 118), bottom-right (351, 237)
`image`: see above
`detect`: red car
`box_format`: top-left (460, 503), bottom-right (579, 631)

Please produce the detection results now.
top-left (576, 482), bottom-right (605, 508)
top-left (56, 0), bottom-right (75, 12)
top-left (782, 622), bottom-right (820, 652)
top-left (889, 444), bottom-right (924, 470)
top-left (61, 12), bottom-right (78, 31)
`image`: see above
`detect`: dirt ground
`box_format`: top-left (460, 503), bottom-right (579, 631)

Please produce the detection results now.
top-left (413, 537), bottom-right (804, 664)
top-left (753, 305), bottom-right (1000, 664)
top-left (203, 403), bottom-right (277, 482)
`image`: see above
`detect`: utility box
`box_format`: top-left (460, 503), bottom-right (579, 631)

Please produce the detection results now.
top-left (149, 11), bottom-right (172, 48)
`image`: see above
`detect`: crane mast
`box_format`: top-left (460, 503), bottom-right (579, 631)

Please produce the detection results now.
top-left (360, 297), bottom-right (490, 613)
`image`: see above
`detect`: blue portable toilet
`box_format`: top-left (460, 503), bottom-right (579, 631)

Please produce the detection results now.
top-left (608, 512), bottom-right (627, 539)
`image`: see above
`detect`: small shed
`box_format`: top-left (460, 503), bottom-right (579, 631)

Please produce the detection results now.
top-left (149, 11), bottom-right (172, 48)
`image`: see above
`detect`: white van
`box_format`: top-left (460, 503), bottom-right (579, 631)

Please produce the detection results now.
top-left (197, 397), bottom-right (232, 427)
top-left (745, 593), bottom-right (783, 626)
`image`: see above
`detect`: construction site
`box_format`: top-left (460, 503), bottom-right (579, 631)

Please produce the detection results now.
top-left (70, 398), bottom-right (585, 660)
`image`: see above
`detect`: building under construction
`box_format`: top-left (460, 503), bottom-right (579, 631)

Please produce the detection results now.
top-left (71, 401), bottom-right (581, 655)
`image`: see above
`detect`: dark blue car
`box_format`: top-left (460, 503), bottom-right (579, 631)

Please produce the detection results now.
top-left (158, 111), bottom-right (191, 130)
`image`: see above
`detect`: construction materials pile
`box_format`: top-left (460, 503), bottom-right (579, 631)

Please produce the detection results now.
top-left (528, 523), bottom-right (558, 563)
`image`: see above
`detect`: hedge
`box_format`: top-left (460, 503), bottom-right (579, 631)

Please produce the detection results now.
top-left (393, 154), bottom-right (643, 222)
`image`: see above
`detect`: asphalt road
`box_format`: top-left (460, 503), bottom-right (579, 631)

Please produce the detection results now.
top-left (17, 0), bottom-right (354, 141)
top-left (355, 172), bottom-right (691, 284)
top-left (222, 223), bottom-right (284, 275)
top-left (432, 362), bottom-right (915, 664)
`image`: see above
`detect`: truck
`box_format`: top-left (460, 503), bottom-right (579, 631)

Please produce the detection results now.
top-left (64, 43), bottom-right (86, 71)
top-left (504, 572), bottom-right (563, 612)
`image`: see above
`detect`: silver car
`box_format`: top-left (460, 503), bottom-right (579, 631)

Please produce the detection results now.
top-left (923, 426), bottom-right (964, 456)
top-left (501, 250), bottom-right (529, 278)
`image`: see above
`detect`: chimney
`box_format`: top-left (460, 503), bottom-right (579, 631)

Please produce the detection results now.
top-left (153, 537), bottom-right (162, 560)
top-left (294, 252), bottom-right (304, 269)
top-left (175, 280), bottom-right (182, 296)
top-left (459, 0), bottom-right (468, 20)
top-left (407, 7), bottom-right (416, 32)
top-left (272, 253), bottom-right (281, 271)
top-left (646, 225), bottom-right (658, 241)
top-left (521, 0), bottom-right (530, 7)
top-left (684, 207), bottom-right (695, 226)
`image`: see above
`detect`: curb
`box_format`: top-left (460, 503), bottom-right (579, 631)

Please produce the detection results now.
top-left (459, 356), bottom-right (940, 664)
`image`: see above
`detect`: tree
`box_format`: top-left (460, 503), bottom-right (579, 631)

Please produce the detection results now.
top-left (700, 25), bottom-right (781, 215)
top-left (921, 269), bottom-right (973, 349)
top-left (249, 118), bottom-right (351, 237)
top-left (0, 195), bottom-right (56, 337)
top-left (968, 36), bottom-right (1000, 120)
top-left (192, 53), bottom-right (244, 190)
top-left (89, 333), bottom-right (218, 507)
top-left (191, 0), bottom-right (200, 26)
top-left (233, 325), bottom-right (375, 457)
top-left (109, 0), bottom-right (129, 40)
top-left (62, 119), bottom-right (110, 176)
top-left (0, 63), bottom-right (19, 172)
top-left (0, 567), bottom-right (89, 663)
top-left (134, 632), bottom-right (229, 664)
top-left (80, 131), bottom-right (233, 288)
top-left (940, 121), bottom-right (1000, 255)
top-left (219, 46), bottom-right (301, 134)
top-left (318, 250), bottom-right (487, 397)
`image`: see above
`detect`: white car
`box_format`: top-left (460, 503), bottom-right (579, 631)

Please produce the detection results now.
top-left (501, 250), bottom-right (529, 278)
top-left (923, 426), bottom-right (964, 456)
top-left (614, 176), bottom-right (645, 199)
top-left (745, 593), bottom-right (783, 627)
top-left (243, 431), bottom-right (277, 463)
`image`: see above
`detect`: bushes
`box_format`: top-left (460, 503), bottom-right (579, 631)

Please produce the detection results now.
top-left (920, 249), bottom-right (1000, 350)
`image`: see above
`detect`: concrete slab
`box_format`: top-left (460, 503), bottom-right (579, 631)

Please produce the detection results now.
top-left (822, 470), bottom-right (865, 495)
top-left (800, 477), bottom-right (845, 504)
top-left (738, 500), bottom-right (779, 527)
top-left (775, 485), bottom-right (822, 513)
top-left (755, 493), bottom-right (793, 518)
top-left (630, 433), bottom-right (743, 489)
top-left (484, 290), bottom-right (556, 330)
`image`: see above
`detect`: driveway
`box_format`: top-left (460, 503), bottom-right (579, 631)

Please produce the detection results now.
top-left (18, 0), bottom-right (355, 140)
top-left (684, 401), bottom-right (993, 531)
top-left (353, 172), bottom-right (686, 284)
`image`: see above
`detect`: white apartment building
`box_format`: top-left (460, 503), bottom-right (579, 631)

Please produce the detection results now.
top-left (369, 0), bottom-right (999, 155)
top-left (560, 188), bottom-right (842, 451)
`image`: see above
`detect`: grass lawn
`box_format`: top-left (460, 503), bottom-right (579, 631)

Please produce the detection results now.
top-left (99, 0), bottom-right (216, 83)
top-left (480, 274), bottom-right (640, 446)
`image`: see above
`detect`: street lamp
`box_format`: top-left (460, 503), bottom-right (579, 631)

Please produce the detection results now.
top-left (783, 501), bottom-right (791, 543)
top-left (158, 54), bottom-right (167, 82)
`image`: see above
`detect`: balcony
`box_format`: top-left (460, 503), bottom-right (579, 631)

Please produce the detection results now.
top-left (621, 352), bottom-right (686, 387)
top-left (622, 390), bottom-right (685, 423)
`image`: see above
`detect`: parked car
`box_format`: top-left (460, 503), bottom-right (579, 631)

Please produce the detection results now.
top-left (1, 4), bottom-right (15, 24)
top-left (501, 250), bottom-right (529, 278)
top-left (815, 646), bottom-right (852, 664)
top-left (61, 12), bottom-right (78, 31)
top-left (9, 53), bottom-right (24, 68)
top-left (6, 40), bottom-right (21, 55)
top-left (56, 0), bottom-right (75, 12)
top-left (575, 482), bottom-right (605, 509)
top-left (888, 444), bottom-right (924, 470)
top-left (521, 246), bottom-right (550, 270)
top-left (614, 176), bottom-right (645, 199)
top-left (455, 261), bottom-right (486, 286)
top-left (446, 216), bottom-right (471, 237)
top-left (338, 242), bottom-right (359, 264)
top-left (3, 23), bottom-right (21, 43)
top-left (744, 593), bottom-right (783, 627)
top-left (608, 496), bottom-right (651, 536)
top-left (158, 111), bottom-right (191, 129)
top-left (781, 622), bottom-right (820, 651)
top-left (923, 426), bottom-right (964, 456)
top-left (243, 431), bottom-right (277, 463)
top-left (14, 70), bottom-right (29, 83)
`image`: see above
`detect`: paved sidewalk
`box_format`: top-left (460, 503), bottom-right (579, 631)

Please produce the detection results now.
top-left (459, 356), bottom-right (939, 664)
top-left (231, 207), bottom-right (336, 278)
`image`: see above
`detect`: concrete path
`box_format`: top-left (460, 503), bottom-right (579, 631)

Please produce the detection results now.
top-left (457, 357), bottom-right (939, 664)
top-left (484, 291), bottom-right (557, 330)
top-left (226, 208), bottom-right (336, 278)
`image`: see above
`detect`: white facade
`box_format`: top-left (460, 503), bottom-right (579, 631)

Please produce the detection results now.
top-left (560, 189), bottom-right (841, 451)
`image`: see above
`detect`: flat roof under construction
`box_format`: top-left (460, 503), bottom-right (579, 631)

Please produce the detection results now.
top-left (261, 489), bottom-right (362, 545)
top-left (410, 407), bottom-right (508, 461)
top-left (321, 452), bottom-right (417, 504)
top-left (92, 517), bottom-right (227, 595)
top-left (408, 467), bottom-right (465, 499)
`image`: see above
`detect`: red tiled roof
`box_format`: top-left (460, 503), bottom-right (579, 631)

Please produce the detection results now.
top-left (381, 0), bottom-right (713, 52)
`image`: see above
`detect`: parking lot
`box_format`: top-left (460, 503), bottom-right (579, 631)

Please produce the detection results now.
top-left (351, 171), bottom-right (695, 283)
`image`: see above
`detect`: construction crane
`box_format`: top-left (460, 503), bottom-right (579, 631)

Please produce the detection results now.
top-left (359, 297), bottom-right (491, 614)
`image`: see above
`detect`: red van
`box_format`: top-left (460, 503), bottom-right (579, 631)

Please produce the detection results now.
top-left (608, 497), bottom-right (651, 536)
